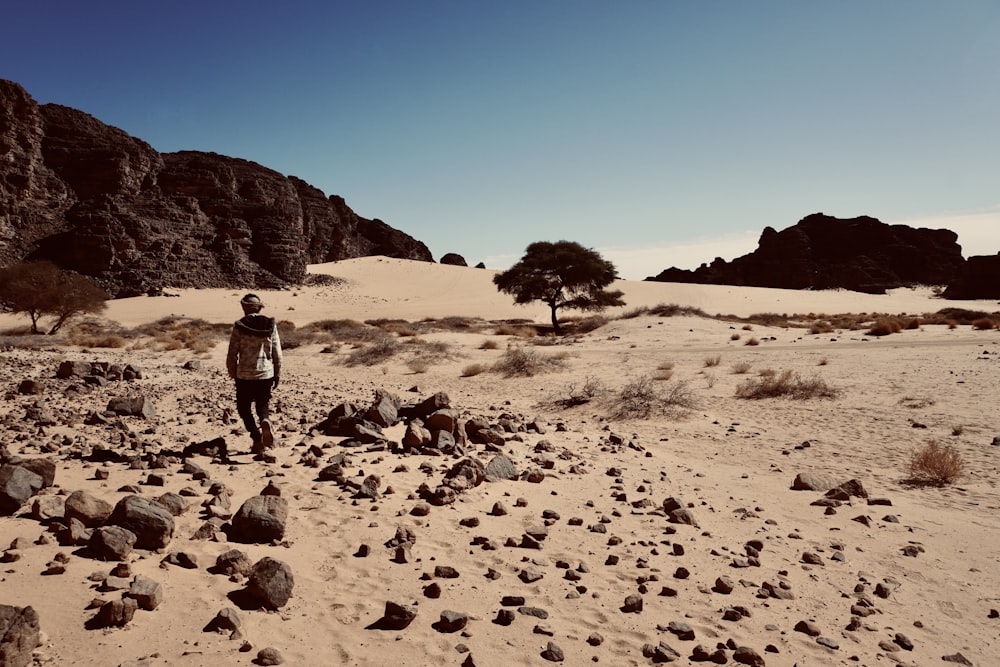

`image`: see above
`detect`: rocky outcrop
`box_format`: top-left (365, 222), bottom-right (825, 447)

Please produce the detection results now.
top-left (647, 213), bottom-right (966, 294)
top-left (439, 253), bottom-right (467, 266)
top-left (0, 79), bottom-right (433, 297)
top-left (942, 254), bottom-right (1000, 299)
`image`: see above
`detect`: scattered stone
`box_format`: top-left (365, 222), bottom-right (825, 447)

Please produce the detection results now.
top-left (246, 557), bottom-right (294, 609)
top-left (107, 495), bottom-right (175, 550)
top-left (256, 647), bottom-right (284, 665)
top-left (204, 608), bottom-right (242, 638)
top-left (435, 610), bottom-right (469, 633)
top-left (230, 495), bottom-right (288, 543)
top-left (540, 641), bottom-right (564, 662)
top-left (0, 604), bottom-right (40, 667)
top-left (89, 526), bottom-right (137, 561)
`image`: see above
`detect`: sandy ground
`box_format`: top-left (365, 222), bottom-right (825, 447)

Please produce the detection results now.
top-left (1, 256), bottom-right (999, 667)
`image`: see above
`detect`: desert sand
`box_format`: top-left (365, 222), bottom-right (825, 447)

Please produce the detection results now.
top-left (1, 256), bottom-right (998, 667)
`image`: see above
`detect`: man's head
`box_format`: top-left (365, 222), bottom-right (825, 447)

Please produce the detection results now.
top-left (240, 293), bottom-right (264, 314)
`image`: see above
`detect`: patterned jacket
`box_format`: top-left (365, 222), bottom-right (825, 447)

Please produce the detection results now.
top-left (226, 314), bottom-right (282, 381)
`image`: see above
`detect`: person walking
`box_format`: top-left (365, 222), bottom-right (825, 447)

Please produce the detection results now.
top-left (226, 293), bottom-right (282, 456)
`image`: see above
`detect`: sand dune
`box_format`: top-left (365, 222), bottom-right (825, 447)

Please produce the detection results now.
top-left (1, 257), bottom-right (998, 667)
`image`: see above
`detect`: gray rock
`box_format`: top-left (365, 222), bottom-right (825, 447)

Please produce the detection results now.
top-left (0, 605), bottom-right (40, 667)
top-left (108, 495), bottom-right (175, 550)
top-left (0, 465), bottom-right (44, 515)
top-left (106, 395), bottom-right (156, 419)
top-left (380, 601), bottom-right (417, 630)
top-left (64, 490), bottom-right (114, 528)
top-left (127, 575), bottom-right (164, 610)
top-left (203, 608), bottom-right (242, 638)
top-left (256, 647), bottom-right (284, 665)
top-left (642, 641), bottom-right (680, 662)
top-left (89, 526), bottom-right (137, 561)
top-left (435, 610), bottom-right (468, 633)
top-left (246, 557), bottom-right (294, 609)
top-left (733, 645), bottom-right (766, 666)
top-left (791, 472), bottom-right (839, 491)
top-left (89, 598), bottom-right (138, 629)
top-left (215, 549), bottom-right (254, 577)
top-left (485, 454), bottom-right (518, 482)
top-left (540, 641), bottom-right (564, 662)
top-left (230, 495), bottom-right (288, 543)
top-left (31, 495), bottom-right (65, 522)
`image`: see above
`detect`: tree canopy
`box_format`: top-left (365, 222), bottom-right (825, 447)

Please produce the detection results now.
top-left (0, 261), bottom-right (108, 334)
top-left (492, 240), bottom-right (625, 332)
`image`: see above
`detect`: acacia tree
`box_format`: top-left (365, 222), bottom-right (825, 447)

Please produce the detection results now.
top-left (493, 240), bottom-right (625, 332)
top-left (0, 261), bottom-right (108, 334)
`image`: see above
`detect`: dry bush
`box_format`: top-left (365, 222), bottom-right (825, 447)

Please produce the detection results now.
top-left (479, 339), bottom-right (499, 350)
top-left (809, 320), bottom-right (834, 334)
top-left (745, 337), bottom-right (760, 346)
top-left (610, 376), bottom-right (696, 419)
top-left (549, 375), bottom-right (606, 408)
top-left (618, 306), bottom-right (649, 319)
top-left (951, 425), bottom-right (964, 437)
top-left (906, 440), bottom-right (964, 486)
top-left (491, 347), bottom-right (565, 377)
top-left (899, 396), bottom-right (935, 409)
top-left (904, 317), bottom-right (922, 330)
top-left (731, 361), bottom-right (752, 374)
top-left (703, 372), bottom-right (716, 389)
top-left (303, 318), bottom-right (380, 344)
top-left (461, 363), bottom-right (488, 377)
top-left (406, 359), bottom-right (431, 374)
top-left (744, 313), bottom-right (791, 327)
top-left (735, 369), bottom-right (838, 400)
top-left (934, 307), bottom-right (997, 326)
top-left (866, 317), bottom-right (903, 337)
top-left (69, 334), bottom-right (127, 348)
top-left (730, 333), bottom-right (741, 341)
top-left (758, 368), bottom-right (777, 377)
top-left (742, 324), bottom-right (753, 331)
top-left (818, 356), bottom-right (829, 366)
top-left (648, 303), bottom-right (708, 318)
top-left (569, 315), bottom-right (610, 334)
top-left (972, 317), bottom-right (996, 330)
top-left (495, 322), bottom-right (538, 337)
top-left (703, 354), bottom-right (721, 368)
top-left (653, 361), bottom-right (675, 381)
top-left (345, 336), bottom-right (401, 366)
top-left (947, 320), bottom-right (958, 330)
top-left (129, 316), bottom-right (228, 352)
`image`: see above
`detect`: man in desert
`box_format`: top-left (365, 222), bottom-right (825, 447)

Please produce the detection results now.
top-left (226, 293), bottom-right (282, 457)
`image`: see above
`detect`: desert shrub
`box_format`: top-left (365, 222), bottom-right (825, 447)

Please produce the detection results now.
top-left (495, 323), bottom-right (538, 337)
top-left (731, 361), bottom-right (752, 374)
top-left (618, 306), bottom-right (649, 319)
top-left (70, 334), bottom-right (127, 348)
top-left (303, 274), bottom-right (346, 287)
top-left (345, 336), bottom-right (401, 366)
top-left (906, 440), bottom-right (964, 485)
top-left (0, 261), bottom-right (108, 334)
top-left (971, 317), bottom-right (996, 330)
top-left (570, 314), bottom-right (610, 333)
top-left (129, 316), bottom-right (228, 352)
top-left (461, 363), bottom-right (488, 377)
top-left (946, 320), bottom-right (958, 330)
top-left (610, 377), bottom-right (696, 419)
top-left (305, 319), bottom-right (381, 343)
top-left (809, 320), bottom-right (834, 335)
top-left (491, 347), bottom-right (565, 377)
top-left (406, 359), bottom-right (431, 374)
top-left (904, 317), bottom-right (922, 330)
top-left (479, 339), bottom-right (499, 350)
top-left (735, 369), bottom-right (838, 400)
top-left (866, 317), bottom-right (903, 337)
top-left (745, 337), bottom-right (760, 346)
top-left (898, 396), bottom-right (935, 409)
top-left (758, 368), bottom-right (776, 377)
top-left (951, 425), bottom-right (964, 436)
top-left (703, 354), bottom-right (721, 367)
top-left (935, 307), bottom-right (996, 325)
top-left (703, 372), bottom-right (716, 389)
top-left (745, 313), bottom-right (790, 327)
top-left (817, 356), bottom-right (829, 366)
top-left (653, 361), bottom-right (675, 381)
top-left (742, 324), bottom-right (753, 331)
top-left (550, 375), bottom-right (605, 407)
top-left (648, 303), bottom-right (708, 318)
top-left (730, 333), bottom-right (741, 341)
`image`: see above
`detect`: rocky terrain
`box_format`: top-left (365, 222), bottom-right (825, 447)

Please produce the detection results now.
top-left (0, 260), bottom-right (998, 666)
top-left (0, 79), bottom-right (432, 297)
top-left (646, 214), bottom-right (981, 295)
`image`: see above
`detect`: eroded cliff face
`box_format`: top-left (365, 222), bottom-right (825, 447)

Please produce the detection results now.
top-left (647, 214), bottom-right (967, 295)
top-left (0, 79), bottom-right (432, 297)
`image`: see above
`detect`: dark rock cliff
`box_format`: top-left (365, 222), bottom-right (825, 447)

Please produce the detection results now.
top-left (0, 79), bottom-right (432, 297)
top-left (647, 213), bottom-right (967, 295)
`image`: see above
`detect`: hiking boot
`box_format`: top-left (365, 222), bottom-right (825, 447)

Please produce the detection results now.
top-left (260, 419), bottom-right (274, 448)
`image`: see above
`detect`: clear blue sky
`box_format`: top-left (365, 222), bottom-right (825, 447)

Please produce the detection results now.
top-left (3, 1), bottom-right (998, 278)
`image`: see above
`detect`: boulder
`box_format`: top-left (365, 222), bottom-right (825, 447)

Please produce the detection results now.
top-left (107, 495), bottom-right (175, 550)
top-left (246, 557), bottom-right (294, 609)
top-left (0, 605), bottom-right (40, 667)
top-left (0, 465), bottom-right (44, 515)
top-left (106, 396), bottom-right (156, 419)
top-left (89, 525), bottom-right (137, 561)
top-left (229, 495), bottom-right (288, 544)
top-left (64, 490), bottom-right (114, 528)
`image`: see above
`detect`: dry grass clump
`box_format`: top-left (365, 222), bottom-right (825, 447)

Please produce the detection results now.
top-left (866, 317), bottom-right (905, 337)
top-left (565, 315), bottom-right (610, 334)
top-left (731, 361), bottom-right (752, 374)
top-left (494, 322), bottom-right (539, 337)
top-left (744, 337), bottom-right (760, 346)
top-left (69, 334), bottom-right (127, 348)
top-left (653, 361), bottom-right (675, 381)
top-left (548, 376), bottom-right (606, 408)
top-left (906, 440), bottom-right (964, 486)
top-left (971, 317), bottom-right (996, 330)
top-left (703, 354), bottom-right (721, 367)
top-left (735, 369), bottom-right (838, 400)
top-left (808, 320), bottom-right (835, 335)
top-left (932, 307), bottom-right (997, 326)
top-left (304, 319), bottom-right (381, 344)
top-left (610, 376), bottom-right (697, 419)
top-left (406, 359), bottom-right (431, 374)
top-left (730, 333), bottom-right (741, 341)
top-left (898, 396), bottom-right (935, 409)
top-left (491, 347), bottom-right (566, 377)
top-left (617, 306), bottom-right (649, 319)
top-left (129, 316), bottom-right (228, 352)
top-left (366, 318), bottom-right (419, 337)
top-left (479, 339), bottom-right (499, 350)
top-left (461, 363), bottom-right (488, 377)
top-left (647, 303), bottom-right (708, 318)
top-left (344, 336), bottom-right (401, 366)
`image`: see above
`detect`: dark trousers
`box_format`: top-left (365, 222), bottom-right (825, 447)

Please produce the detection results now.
top-left (235, 378), bottom-right (272, 441)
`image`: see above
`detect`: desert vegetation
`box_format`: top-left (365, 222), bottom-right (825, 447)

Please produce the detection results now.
top-left (906, 440), bottom-right (965, 486)
top-left (735, 369), bottom-right (838, 400)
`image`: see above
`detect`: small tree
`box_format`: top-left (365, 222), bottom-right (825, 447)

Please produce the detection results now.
top-left (0, 261), bottom-right (108, 334)
top-left (493, 241), bottom-right (625, 332)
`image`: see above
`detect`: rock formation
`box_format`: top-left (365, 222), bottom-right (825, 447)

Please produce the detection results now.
top-left (646, 213), bottom-right (966, 294)
top-left (0, 79), bottom-right (432, 297)
top-left (942, 254), bottom-right (1000, 299)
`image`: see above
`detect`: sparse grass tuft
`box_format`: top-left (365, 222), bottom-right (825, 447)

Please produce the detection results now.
top-left (345, 336), bottom-right (401, 366)
top-left (461, 363), bottom-right (488, 377)
top-left (730, 333), bottom-right (741, 341)
top-left (406, 359), bottom-right (431, 374)
top-left (549, 376), bottom-right (606, 408)
top-left (745, 337), bottom-right (760, 346)
top-left (731, 361), bottom-right (752, 374)
top-left (704, 354), bottom-right (721, 368)
top-left (809, 320), bottom-right (834, 335)
top-left (648, 303), bottom-right (709, 318)
top-left (479, 339), bottom-right (499, 350)
top-left (972, 317), bottom-right (996, 330)
top-left (735, 369), bottom-right (838, 400)
top-left (906, 440), bottom-right (964, 486)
